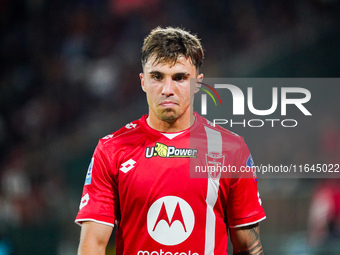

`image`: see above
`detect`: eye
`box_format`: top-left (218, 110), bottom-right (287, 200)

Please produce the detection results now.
top-left (173, 75), bottom-right (187, 82)
top-left (151, 74), bottom-right (162, 81)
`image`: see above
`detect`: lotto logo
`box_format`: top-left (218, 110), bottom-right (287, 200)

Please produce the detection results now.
top-left (119, 159), bottom-right (136, 173)
top-left (125, 122), bottom-right (137, 129)
top-left (258, 191), bottom-right (262, 205)
top-left (147, 196), bottom-right (195, 245)
top-left (102, 134), bottom-right (114, 139)
top-left (80, 193), bottom-right (90, 210)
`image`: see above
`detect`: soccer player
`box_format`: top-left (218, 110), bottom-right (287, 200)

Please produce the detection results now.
top-left (75, 27), bottom-right (266, 255)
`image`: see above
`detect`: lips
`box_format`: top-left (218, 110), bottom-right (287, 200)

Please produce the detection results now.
top-left (159, 100), bottom-right (178, 107)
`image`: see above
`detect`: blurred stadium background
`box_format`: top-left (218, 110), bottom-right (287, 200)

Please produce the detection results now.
top-left (0, 0), bottom-right (340, 254)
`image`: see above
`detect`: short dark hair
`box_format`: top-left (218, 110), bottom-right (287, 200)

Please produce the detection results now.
top-left (141, 27), bottom-right (204, 71)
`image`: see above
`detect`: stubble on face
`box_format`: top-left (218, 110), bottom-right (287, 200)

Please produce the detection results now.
top-left (141, 55), bottom-right (202, 131)
top-left (153, 84), bottom-right (183, 123)
top-left (157, 107), bottom-right (179, 123)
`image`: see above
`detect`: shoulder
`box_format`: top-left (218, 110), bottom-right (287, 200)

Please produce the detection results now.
top-left (97, 118), bottom-right (143, 150)
top-left (198, 115), bottom-right (245, 145)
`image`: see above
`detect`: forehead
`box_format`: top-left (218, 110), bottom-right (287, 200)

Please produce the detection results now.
top-left (144, 55), bottom-right (196, 73)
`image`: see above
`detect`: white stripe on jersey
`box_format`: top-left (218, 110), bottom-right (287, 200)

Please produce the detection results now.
top-left (204, 126), bottom-right (222, 255)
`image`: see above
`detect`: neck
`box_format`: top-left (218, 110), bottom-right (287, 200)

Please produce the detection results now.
top-left (147, 111), bottom-right (195, 132)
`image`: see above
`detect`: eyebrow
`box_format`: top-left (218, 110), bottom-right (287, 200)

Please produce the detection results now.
top-left (173, 72), bottom-right (191, 77)
top-left (148, 71), bottom-right (191, 77)
top-left (148, 71), bottom-right (162, 75)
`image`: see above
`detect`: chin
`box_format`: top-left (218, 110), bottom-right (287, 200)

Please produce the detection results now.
top-left (159, 110), bottom-right (179, 122)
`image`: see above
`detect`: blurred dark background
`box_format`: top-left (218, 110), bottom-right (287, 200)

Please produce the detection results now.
top-left (0, 0), bottom-right (340, 254)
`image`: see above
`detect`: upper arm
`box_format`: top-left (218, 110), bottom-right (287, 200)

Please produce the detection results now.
top-left (75, 142), bottom-right (118, 226)
top-left (78, 221), bottom-right (113, 255)
top-left (229, 223), bottom-right (264, 255)
top-left (226, 146), bottom-right (266, 228)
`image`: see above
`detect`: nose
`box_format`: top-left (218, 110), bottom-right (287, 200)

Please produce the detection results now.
top-left (161, 78), bottom-right (175, 97)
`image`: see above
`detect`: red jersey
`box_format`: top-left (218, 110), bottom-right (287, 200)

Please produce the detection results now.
top-left (75, 112), bottom-right (265, 255)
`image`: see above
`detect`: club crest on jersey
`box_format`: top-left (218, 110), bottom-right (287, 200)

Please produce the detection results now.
top-left (205, 152), bottom-right (225, 180)
top-left (145, 143), bottom-right (198, 158)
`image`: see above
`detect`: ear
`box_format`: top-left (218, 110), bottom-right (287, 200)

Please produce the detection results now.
top-left (140, 73), bottom-right (146, 92)
top-left (194, 73), bottom-right (204, 93)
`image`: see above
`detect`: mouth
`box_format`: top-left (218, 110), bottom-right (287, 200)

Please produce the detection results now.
top-left (159, 101), bottom-right (178, 107)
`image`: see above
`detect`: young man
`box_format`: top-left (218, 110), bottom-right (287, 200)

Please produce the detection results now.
top-left (75, 27), bottom-right (266, 255)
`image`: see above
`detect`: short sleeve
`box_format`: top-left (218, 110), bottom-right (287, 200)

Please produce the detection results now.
top-left (226, 141), bottom-right (266, 228)
top-left (75, 141), bottom-right (118, 227)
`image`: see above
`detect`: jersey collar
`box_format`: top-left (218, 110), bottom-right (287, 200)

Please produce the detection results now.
top-left (139, 112), bottom-right (201, 139)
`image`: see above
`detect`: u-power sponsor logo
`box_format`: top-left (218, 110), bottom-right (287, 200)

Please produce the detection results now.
top-left (198, 83), bottom-right (311, 127)
top-left (146, 143), bottom-right (198, 158)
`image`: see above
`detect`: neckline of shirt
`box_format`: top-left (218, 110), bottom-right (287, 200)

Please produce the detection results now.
top-left (140, 112), bottom-right (200, 139)
top-left (161, 131), bottom-right (185, 140)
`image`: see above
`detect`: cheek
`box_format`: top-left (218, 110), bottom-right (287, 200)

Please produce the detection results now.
top-left (146, 88), bottom-right (159, 105)
top-left (179, 85), bottom-right (192, 102)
